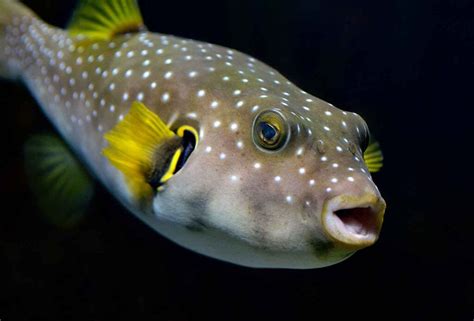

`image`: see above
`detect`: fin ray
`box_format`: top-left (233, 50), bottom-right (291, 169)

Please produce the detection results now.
top-left (68, 0), bottom-right (145, 40)
top-left (24, 134), bottom-right (94, 228)
top-left (363, 141), bottom-right (384, 173)
top-left (103, 101), bottom-right (177, 199)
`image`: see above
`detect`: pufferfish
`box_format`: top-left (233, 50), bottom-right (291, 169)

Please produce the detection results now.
top-left (0, 0), bottom-right (386, 269)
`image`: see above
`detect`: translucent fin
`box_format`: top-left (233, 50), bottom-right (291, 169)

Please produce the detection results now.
top-left (103, 101), bottom-right (178, 199)
top-left (24, 134), bottom-right (94, 228)
top-left (363, 141), bottom-right (384, 173)
top-left (68, 0), bottom-right (145, 40)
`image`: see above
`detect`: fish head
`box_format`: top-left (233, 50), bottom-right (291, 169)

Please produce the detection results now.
top-left (151, 90), bottom-right (385, 269)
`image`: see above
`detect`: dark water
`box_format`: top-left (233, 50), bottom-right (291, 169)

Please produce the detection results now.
top-left (1, 0), bottom-right (472, 320)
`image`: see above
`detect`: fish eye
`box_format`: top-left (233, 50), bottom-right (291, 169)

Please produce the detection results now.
top-left (253, 110), bottom-right (289, 151)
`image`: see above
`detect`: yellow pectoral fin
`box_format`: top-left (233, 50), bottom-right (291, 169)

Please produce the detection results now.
top-left (103, 101), bottom-right (177, 199)
top-left (364, 141), bottom-right (384, 173)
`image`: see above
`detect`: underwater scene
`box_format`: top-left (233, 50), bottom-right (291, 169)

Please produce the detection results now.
top-left (0, 0), bottom-right (472, 320)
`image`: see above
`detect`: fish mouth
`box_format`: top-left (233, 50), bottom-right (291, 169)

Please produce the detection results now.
top-left (321, 194), bottom-right (386, 249)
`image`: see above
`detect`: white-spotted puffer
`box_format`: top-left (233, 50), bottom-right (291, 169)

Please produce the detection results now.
top-left (0, 0), bottom-right (386, 268)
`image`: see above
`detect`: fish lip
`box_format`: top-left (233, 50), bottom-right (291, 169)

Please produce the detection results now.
top-left (321, 194), bottom-right (386, 250)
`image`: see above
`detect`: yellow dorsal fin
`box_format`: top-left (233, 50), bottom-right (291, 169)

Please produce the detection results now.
top-left (103, 101), bottom-right (176, 199)
top-left (363, 141), bottom-right (384, 173)
top-left (68, 0), bottom-right (145, 40)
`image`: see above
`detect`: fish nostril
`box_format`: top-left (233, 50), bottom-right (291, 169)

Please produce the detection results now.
top-left (333, 207), bottom-right (378, 237)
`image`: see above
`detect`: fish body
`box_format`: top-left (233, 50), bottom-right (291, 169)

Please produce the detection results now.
top-left (1, 0), bottom-right (386, 268)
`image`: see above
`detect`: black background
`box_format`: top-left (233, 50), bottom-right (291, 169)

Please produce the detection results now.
top-left (1, 0), bottom-right (473, 320)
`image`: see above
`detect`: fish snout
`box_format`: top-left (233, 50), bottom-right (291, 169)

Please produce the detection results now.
top-left (321, 192), bottom-right (386, 250)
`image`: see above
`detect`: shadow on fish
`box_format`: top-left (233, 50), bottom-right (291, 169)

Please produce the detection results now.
top-left (0, 0), bottom-right (386, 268)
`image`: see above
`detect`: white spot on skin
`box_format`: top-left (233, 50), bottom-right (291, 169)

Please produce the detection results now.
top-left (162, 92), bottom-right (170, 103)
top-left (321, 156), bottom-right (328, 162)
top-left (324, 126), bottom-right (331, 132)
top-left (230, 123), bottom-right (238, 131)
top-left (332, 163), bottom-right (339, 168)
top-left (286, 196), bottom-right (293, 203)
top-left (254, 163), bottom-right (261, 169)
top-left (189, 71), bottom-right (197, 78)
top-left (274, 176), bottom-right (281, 182)
top-left (137, 92), bottom-right (144, 101)
top-left (236, 101), bottom-right (244, 108)
top-left (326, 187), bottom-right (332, 193)
top-left (164, 71), bottom-right (173, 79)
top-left (219, 153), bottom-right (226, 160)
top-left (125, 69), bottom-right (133, 77)
top-left (236, 141), bottom-right (244, 149)
top-left (325, 111), bottom-right (332, 116)
top-left (197, 89), bottom-right (206, 97)
top-left (347, 177), bottom-right (355, 182)
top-left (230, 175), bottom-right (238, 182)
top-left (151, 82), bottom-right (157, 89)
top-left (213, 121), bottom-right (221, 128)
top-left (205, 146), bottom-right (212, 153)
top-left (331, 178), bottom-right (338, 183)
top-left (299, 168), bottom-right (306, 174)
top-left (123, 92), bottom-right (129, 101)
top-left (211, 101), bottom-right (219, 109)
top-left (143, 70), bottom-right (151, 78)
top-left (233, 90), bottom-right (241, 96)
top-left (336, 146), bottom-right (343, 152)
top-left (309, 179), bottom-right (315, 186)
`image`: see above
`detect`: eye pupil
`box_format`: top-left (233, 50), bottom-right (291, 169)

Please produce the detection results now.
top-left (260, 122), bottom-right (277, 141)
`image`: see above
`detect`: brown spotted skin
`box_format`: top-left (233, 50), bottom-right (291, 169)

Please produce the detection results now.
top-left (2, 12), bottom-right (385, 268)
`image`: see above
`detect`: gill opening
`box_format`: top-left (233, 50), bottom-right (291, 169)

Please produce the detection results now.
top-left (148, 125), bottom-right (199, 192)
